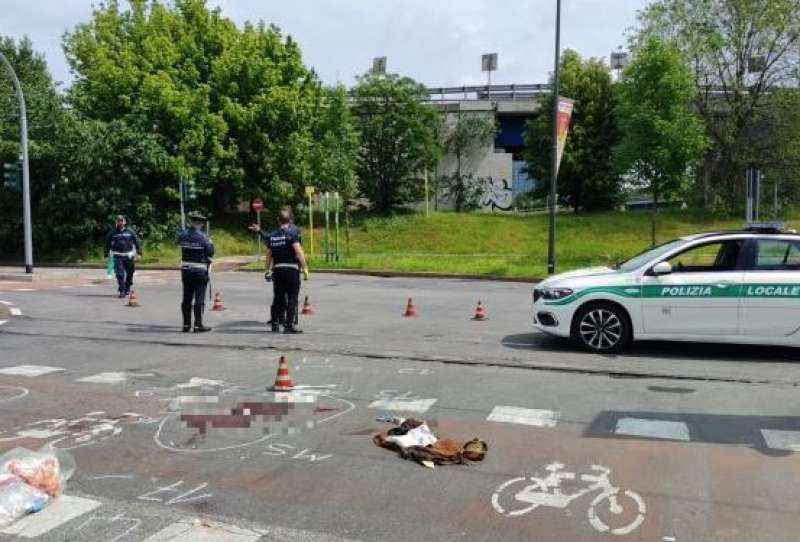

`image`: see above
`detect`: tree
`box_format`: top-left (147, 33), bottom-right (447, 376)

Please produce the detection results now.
top-left (614, 37), bottom-right (708, 246)
top-left (352, 73), bottom-right (441, 213)
top-left (63, 0), bottom-right (321, 216)
top-left (310, 85), bottom-right (359, 201)
top-left (440, 111), bottom-right (496, 211)
top-left (523, 50), bottom-right (621, 212)
top-left (0, 35), bottom-right (69, 256)
top-left (634, 0), bottom-right (800, 211)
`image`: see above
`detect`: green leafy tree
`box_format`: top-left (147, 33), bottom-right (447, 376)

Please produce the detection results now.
top-left (440, 111), bottom-right (496, 211)
top-left (310, 85), bottom-right (359, 201)
top-left (352, 73), bottom-right (441, 213)
top-left (634, 0), bottom-right (800, 211)
top-left (63, 0), bottom-right (321, 216)
top-left (614, 37), bottom-right (708, 246)
top-left (523, 50), bottom-right (621, 212)
top-left (0, 36), bottom-right (69, 256)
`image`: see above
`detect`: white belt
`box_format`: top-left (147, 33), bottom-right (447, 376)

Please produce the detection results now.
top-left (274, 263), bottom-right (299, 269)
top-left (181, 261), bottom-right (208, 270)
top-left (111, 250), bottom-right (135, 258)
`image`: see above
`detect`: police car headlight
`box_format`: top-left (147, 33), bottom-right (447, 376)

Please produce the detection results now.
top-left (541, 288), bottom-right (573, 300)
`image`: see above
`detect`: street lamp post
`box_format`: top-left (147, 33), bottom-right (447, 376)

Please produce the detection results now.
top-left (547, 0), bottom-right (562, 275)
top-left (0, 52), bottom-right (34, 274)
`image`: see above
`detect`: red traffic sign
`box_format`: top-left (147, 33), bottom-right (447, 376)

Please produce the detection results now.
top-left (252, 198), bottom-right (263, 212)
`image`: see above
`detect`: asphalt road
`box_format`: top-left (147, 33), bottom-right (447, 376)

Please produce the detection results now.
top-left (0, 269), bottom-right (798, 542)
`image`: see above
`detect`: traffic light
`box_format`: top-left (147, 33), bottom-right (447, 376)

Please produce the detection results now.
top-left (3, 161), bottom-right (20, 190)
top-left (181, 178), bottom-right (197, 201)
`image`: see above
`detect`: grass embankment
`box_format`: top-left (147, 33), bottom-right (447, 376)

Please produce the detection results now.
top-left (70, 211), bottom-right (796, 279)
top-left (249, 210), bottom-right (794, 278)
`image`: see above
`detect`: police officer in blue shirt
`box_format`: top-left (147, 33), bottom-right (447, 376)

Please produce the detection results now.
top-left (105, 215), bottom-right (142, 298)
top-left (253, 209), bottom-right (308, 333)
top-left (177, 213), bottom-right (214, 333)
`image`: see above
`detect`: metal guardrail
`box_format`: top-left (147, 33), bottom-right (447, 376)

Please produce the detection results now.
top-left (426, 83), bottom-right (550, 101)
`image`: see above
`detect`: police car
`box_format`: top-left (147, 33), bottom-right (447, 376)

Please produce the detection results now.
top-left (533, 224), bottom-right (800, 352)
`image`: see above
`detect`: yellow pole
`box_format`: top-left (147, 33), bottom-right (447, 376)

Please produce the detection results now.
top-left (308, 192), bottom-right (314, 257)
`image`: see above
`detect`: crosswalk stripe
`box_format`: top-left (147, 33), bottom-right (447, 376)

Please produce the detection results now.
top-left (368, 398), bottom-right (437, 413)
top-left (761, 429), bottom-right (800, 452)
top-left (0, 495), bottom-right (102, 538)
top-left (10, 308), bottom-right (22, 316)
top-left (0, 365), bottom-right (65, 377)
top-left (142, 518), bottom-right (264, 542)
top-left (77, 372), bottom-right (129, 384)
top-left (615, 417), bottom-right (690, 441)
top-left (486, 406), bottom-right (559, 427)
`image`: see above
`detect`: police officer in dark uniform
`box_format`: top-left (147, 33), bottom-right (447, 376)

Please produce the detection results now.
top-left (259, 209), bottom-right (308, 333)
top-left (177, 213), bottom-right (214, 333)
top-left (249, 206), bottom-right (304, 330)
top-left (105, 215), bottom-right (142, 298)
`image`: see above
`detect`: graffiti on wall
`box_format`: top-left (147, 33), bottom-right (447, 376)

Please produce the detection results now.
top-left (479, 177), bottom-right (513, 211)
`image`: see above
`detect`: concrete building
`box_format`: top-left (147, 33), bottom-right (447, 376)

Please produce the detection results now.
top-left (427, 84), bottom-right (545, 211)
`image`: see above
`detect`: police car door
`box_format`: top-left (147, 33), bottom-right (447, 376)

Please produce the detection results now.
top-left (640, 239), bottom-right (745, 336)
top-left (739, 237), bottom-right (800, 338)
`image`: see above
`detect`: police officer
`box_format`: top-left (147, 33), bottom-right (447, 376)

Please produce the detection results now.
top-left (177, 213), bottom-right (214, 333)
top-left (258, 209), bottom-right (308, 333)
top-left (105, 215), bottom-right (142, 298)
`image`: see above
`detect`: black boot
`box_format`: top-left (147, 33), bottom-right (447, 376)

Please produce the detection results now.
top-left (269, 305), bottom-right (280, 332)
top-left (181, 303), bottom-right (192, 333)
top-left (283, 324), bottom-right (303, 334)
top-left (193, 305), bottom-right (212, 333)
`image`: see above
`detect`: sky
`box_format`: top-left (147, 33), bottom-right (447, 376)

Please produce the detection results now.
top-left (0, 0), bottom-right (649, 87)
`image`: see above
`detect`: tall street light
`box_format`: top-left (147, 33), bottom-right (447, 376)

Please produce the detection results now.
top-left (1, 52), bottom-right (34, 274)
top-left (547, 0), bottom-right (562, 275)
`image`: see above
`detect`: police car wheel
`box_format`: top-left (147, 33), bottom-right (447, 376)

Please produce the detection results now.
top-left (572, 302), bottom-right (630, 353)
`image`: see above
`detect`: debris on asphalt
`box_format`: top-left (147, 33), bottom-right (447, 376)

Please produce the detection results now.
top-left (373, 418), bottom-right (488, 467)
top-left (0, 446), bottom-right (75, 527)
top-left (0, 474), bottom-right (49, 527)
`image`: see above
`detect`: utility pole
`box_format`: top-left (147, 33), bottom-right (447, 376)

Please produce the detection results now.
top-left (1, 52), bottom-right (33, 273)
top-left (547, 0), bottom-right (562, 275)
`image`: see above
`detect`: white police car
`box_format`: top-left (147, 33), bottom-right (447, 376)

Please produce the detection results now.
top-left (533, 224), bottom-right (800, 352)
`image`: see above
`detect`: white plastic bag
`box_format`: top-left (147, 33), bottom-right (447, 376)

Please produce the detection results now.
top-left (385, 423), bottom-right (438, 449)
top-left (0, 473), bottom-right (49, 527)
top-left (0, 446), bottom-right (75, 498)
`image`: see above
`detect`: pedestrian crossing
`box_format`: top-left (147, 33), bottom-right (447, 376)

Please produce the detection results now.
top-left (1, 364), bottom-right (799, 454)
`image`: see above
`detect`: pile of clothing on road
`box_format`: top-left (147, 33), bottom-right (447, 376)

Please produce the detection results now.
top-left (0, 446), bottom-right (75, 527)
top-left (373, 417), bottom-right (488, 468)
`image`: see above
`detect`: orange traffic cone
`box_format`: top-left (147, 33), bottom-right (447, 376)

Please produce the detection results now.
top-left (472, 300), bottom-right (488, 321)
top-left (301, 296), bottom-right (314, 316)
top-left (403, 297), bottom-right (418, 317)
top-left (126, 290), bottom-right (140, 308)
top-left (211, 292), bottom-right (226, 311)
top-left (270, 355), bottom-right (294, 391)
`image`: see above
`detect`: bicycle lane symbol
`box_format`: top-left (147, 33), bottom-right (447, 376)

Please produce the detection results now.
top-left (491, 462), bottom-right (646, 536)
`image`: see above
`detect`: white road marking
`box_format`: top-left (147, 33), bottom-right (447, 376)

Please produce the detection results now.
top-left (615, 418), bottom-right (690, 441)
top-left (9, 307), bottom-right (21, 316)
top-left (368, 398), bottom-right (437, 413)
top-left (143, 518), bottom-right (263, 542)
top-left (13, 288), bottom-right (35, 292)
top-left (0, 364), bottom-right (65, 377)
top-left (760, 429), bottom-right (800, 452)
top-left (77, 372), bottom-right (129, 384)
top-left (0, 320), bottom-right (7, 326)
top-left (487, 406), bottom-right (559, 428)
top-left (0, 300), bottom-right (12, 305)
top-left (0, 495), bottom-right (102, 538)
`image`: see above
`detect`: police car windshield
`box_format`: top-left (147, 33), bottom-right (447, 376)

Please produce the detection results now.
top-left (614, 239), bottom-right (686, 272)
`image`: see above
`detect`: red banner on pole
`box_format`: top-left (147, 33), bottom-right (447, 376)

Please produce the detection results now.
top-left (555, 97), bottom-right (575, 175)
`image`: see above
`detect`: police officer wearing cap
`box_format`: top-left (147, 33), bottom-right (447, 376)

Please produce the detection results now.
top-left (105, 215), bottom-right (142, 298)
top-left (177, 213), bottom-right (214, 333)
top-left (251, 209), bottom-right (308, 333)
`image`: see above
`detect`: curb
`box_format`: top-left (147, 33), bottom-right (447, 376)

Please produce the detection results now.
top-left (238, 267), bottom-right (542, 283)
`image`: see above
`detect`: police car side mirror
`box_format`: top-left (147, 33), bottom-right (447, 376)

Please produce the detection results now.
top-left (651, 261), bottom-right (672, 276)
